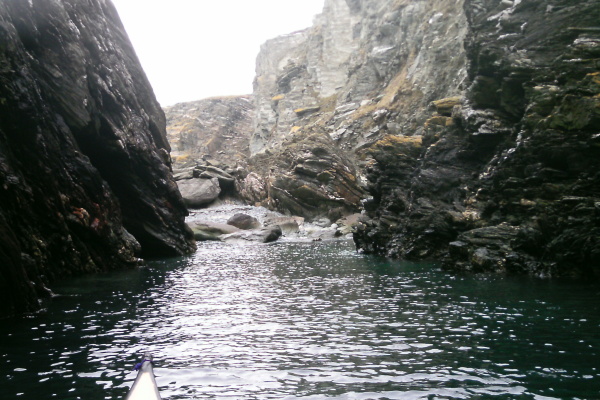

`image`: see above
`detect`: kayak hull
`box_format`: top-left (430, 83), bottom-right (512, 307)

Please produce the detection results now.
top-left (125, 357), bottom-right (161, 400)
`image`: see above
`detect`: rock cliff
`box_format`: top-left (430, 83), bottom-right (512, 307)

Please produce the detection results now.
top-left (0, 0), bottom-right (195, 318)
top-left (165, 96), bottom-right (254, 169)
top-left (354, 0), bottom-right (600, 278)
top-left (243, 0), bottom-right (468, 220)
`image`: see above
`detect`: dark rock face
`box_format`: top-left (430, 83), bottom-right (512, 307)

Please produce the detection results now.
top-left (0, 0), bottom-right (195, 317)
top-left (246, 131), bottom-right (365, 220)
top-left (354, 0), bottom-right (600, 278)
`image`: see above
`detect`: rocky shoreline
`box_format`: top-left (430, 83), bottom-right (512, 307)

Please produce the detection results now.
top-left (186, 203), bottom-right (362, 245)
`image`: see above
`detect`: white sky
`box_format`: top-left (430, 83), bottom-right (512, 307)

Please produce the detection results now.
top-left (110, 0), bottom-right (325, 106)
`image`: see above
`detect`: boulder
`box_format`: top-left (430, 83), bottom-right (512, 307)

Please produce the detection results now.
top-left (220, 225), bottom-right (282, 244)
top-left (177, 178), bottom-right (221, 208)
top-left (227, 213), bottom-right (261, 230)
top-left (188, 221), bottom-right (240, 241)
top-left (335, 213), bottom-right (363, 236)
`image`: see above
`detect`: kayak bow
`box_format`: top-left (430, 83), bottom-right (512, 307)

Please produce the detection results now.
top-left (125, 354), bottom-right (162, 400)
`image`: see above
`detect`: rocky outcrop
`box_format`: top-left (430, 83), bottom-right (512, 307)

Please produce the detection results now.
top-left (243, 0), bottom-right (468, 220)
top-left (164, 96), bottom-right (254, 169)
top-left (354, 0), bottom-right (600, 278)
top-left (0, 0), bottom-right (195, 317)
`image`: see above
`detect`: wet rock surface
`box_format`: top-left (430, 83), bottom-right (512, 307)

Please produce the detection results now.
top-left (354, 0), bottom-right (600, 278)
top-left (0, 0), bottom-right (195, 317)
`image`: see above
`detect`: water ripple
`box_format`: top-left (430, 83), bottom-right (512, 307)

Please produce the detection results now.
top-left (1, 240), bottom-right (599, 399)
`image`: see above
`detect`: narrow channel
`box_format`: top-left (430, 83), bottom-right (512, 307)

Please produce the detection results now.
top-left (1, 231), bottom-right (599, 399)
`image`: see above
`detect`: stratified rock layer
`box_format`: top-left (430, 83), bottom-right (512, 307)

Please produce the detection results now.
top-left (0, 0), bottom-right (195, 317)
top-left (245, 0), bottom-right (468, 220)
top-left (164, 96), bottom-right (254, 169)
top-left (354, 0), bottom-right (600, 278)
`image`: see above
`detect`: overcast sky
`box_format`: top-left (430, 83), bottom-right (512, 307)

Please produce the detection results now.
top-left (110, 0), bottom-right (325, 106)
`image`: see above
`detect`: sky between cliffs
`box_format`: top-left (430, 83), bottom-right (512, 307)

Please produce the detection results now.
top-left (111, 0), bottom-right (325, 106)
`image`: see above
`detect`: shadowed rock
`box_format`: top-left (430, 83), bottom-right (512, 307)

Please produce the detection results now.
top-left (0, 0), bottom-right (195, 317)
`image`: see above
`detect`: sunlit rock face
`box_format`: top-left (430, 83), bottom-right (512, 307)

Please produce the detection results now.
top-left (0, 0), bottom-right (195, 317)
top-left (247, 0), bottom-right (468, 219)
top-left (354, 0), bottom-right (600, 278)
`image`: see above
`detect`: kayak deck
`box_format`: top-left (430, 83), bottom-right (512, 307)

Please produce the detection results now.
top-left (125, 355), bottom-right (161, 400)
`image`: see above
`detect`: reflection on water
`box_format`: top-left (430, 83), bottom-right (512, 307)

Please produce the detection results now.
top-left (1, 240), bottom-right (599, 399)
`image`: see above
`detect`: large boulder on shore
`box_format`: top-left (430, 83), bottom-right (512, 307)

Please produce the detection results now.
top-left (177, 178), bottom-right (221, 208)
top-left (188, 220), bottom-right (240, 241)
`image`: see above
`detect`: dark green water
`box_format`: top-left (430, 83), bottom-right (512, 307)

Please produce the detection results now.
top-left (1, 240), bottom-right (599, 400)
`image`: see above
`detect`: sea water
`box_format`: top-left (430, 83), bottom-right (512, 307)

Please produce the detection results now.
top-left (1, 240), bottom-right (599, 399)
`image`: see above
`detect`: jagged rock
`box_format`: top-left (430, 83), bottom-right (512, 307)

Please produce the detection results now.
top-left (0, 0), bottom-right (195, 317)
top-left (248, 131), bottom-right (365, 220)
top-left (195, 165), bottom-right (236, 193)
top-left (173, 168), bottom-right (195, 180)
top-left (237, 172), bottom-right (268, 205)
top-left (355, 0), bottom-right (600, 279)
top-left (432, 97), bottom-right (462, 117)
top-left (188, 220), bottom-right (240, 241)
top-left (227, 213), bottom-right (261, 230)
top-left (220, 225), bottom-right (282, 244)
top-left (177, 178), bottom-right (221, 208)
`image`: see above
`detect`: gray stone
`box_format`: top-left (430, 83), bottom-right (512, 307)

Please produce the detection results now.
top-left (177, 178), bottom-right (221, 208)
top-left (188, 221), bottom-right (240, 241)
top-left (227, 213), bottom-right (261, 230)
top-left (263, 216), bottom-right (304, 235)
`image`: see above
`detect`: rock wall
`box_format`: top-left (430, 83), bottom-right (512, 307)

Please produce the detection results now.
top-left (0, 0), bottom-right (195, 318)
top-left (165, 96), bottom-right (254, 169)
top-left (354, 0), bottom-right (600, 278)
top-left (244, 0), bottom-right (468, 220)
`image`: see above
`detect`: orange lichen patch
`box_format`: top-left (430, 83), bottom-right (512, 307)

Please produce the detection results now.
top-left (431, 96), bottom-right (462, 116)
top-left (367, 135), bottom-right (423, 158)
top-left (588, 71), bottom-right (600, 84)
top-left (424, 116), bottom-right (454, 127)
top-left (172, 154), bottom-right (192, 162)
top-left (294, 106), bottom-right (321, 117)
top-left (290, 126), bottom-right (302, 133)
top-left (272, 94), bottom-right (285, 102)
